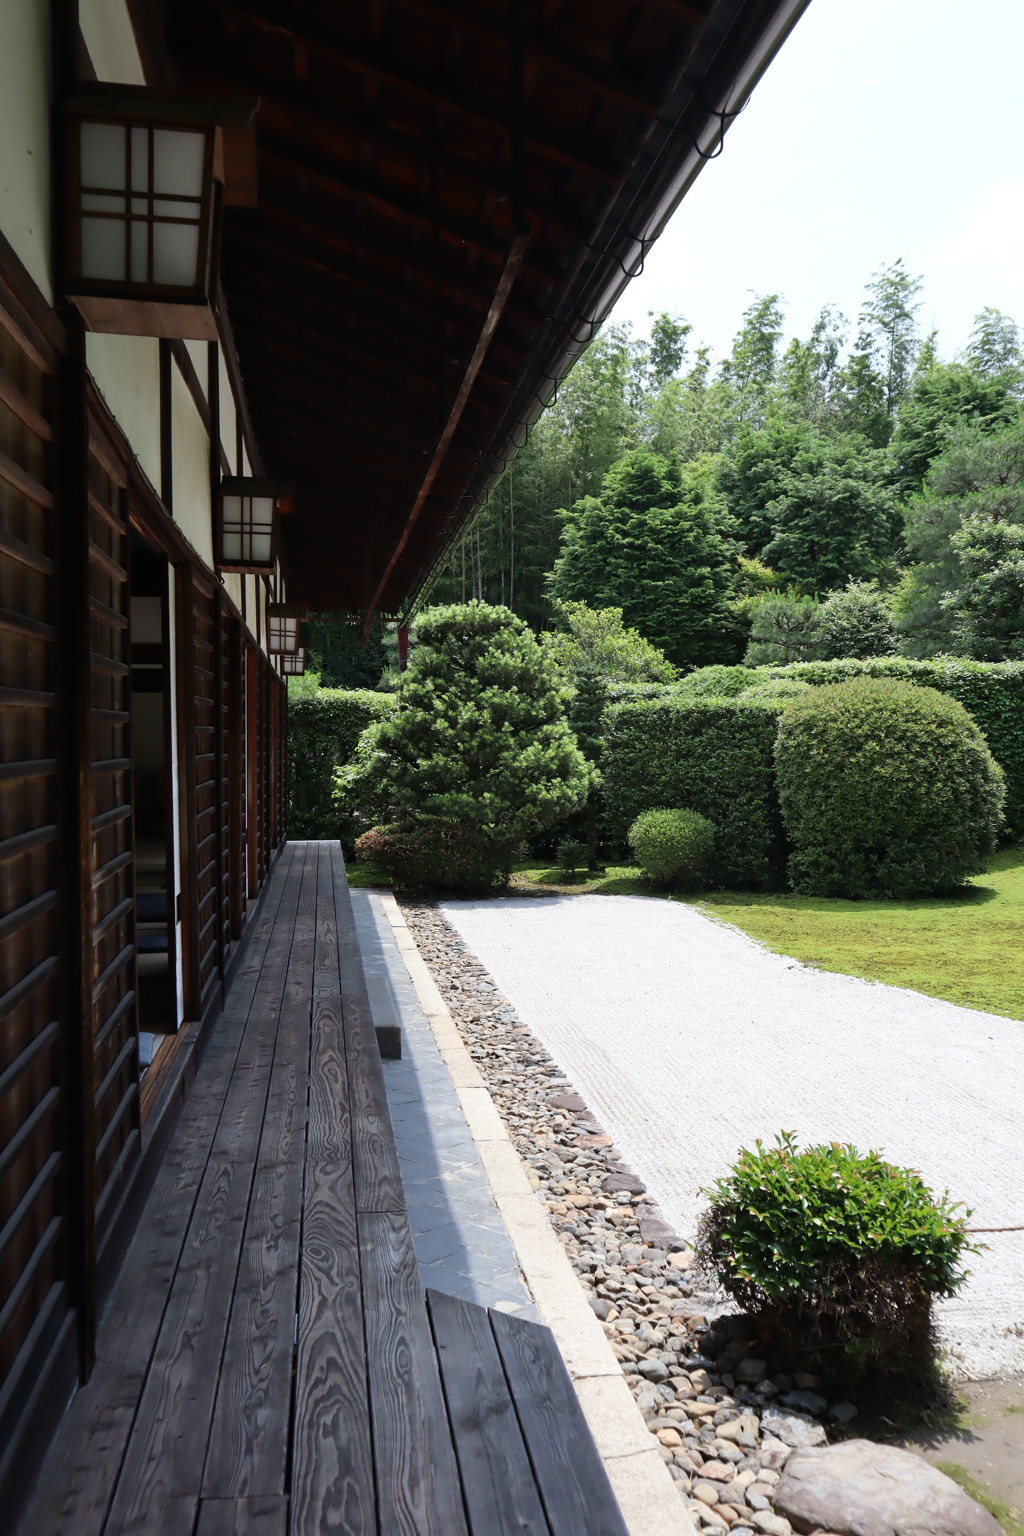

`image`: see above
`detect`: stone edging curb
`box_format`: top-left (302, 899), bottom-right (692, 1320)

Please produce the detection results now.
top-left (379, 890), bottom-right (696, 1536)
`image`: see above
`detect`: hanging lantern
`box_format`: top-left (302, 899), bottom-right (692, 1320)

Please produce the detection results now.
top-left (64, 84), bottom-right (258, 339)
top-left (215, 478), bottom-right (291, 574)
top-left (267, 604), bottom-right (308, 655)
top-left (280, 650), bottom-right (307, 676)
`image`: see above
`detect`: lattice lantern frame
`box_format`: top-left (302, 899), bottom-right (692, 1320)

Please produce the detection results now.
top-left (64, 83), bottom-right (258, 339)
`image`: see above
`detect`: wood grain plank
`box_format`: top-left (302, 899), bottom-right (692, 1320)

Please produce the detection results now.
top-left (15, 852), bottom-right (299, 1536)
top-left (359, 1212), bottom-right (468, 1536)
top-left (489, 1310), bottom-right (629, 1536)
top-left (196, 1496), bottom-right (288, 1536)
top-left (201, 847), bottom-right (318, 1498)
top-left (330, 846), bottom-right (403, 1215)
top-left (290, 843), bottom-right (375, 1536)
top-left (101, 850), bottom-right (311, 1532)
top-left (427, 1289), bottom-right (550, 1536)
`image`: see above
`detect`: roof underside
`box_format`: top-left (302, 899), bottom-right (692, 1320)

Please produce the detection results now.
top-left (160, 0), bottom-right (807, 616)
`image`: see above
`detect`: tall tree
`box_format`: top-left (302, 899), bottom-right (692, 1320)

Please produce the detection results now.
top-left (548, 448), bottom-right (742, 666)
top-left (858, 257), bottom-right (923, 417)
top-left (964, 307), bottom-right (1022, 385)
top-left (719, 293), bottom-right (785, 427)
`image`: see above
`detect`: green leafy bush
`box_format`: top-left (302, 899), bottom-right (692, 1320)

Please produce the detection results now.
top-left (601, 695), bottom-right (790, 888)
top-left (696, 1133), bottom-right (975, 1387)
top-left (755, 656), bottom-right (1024, 837)
top-left (776, 677), bottom-right (1005, 897)
top-left (355, 823), bottom-right (508, 891)
top-left (556, 838), bottom-right (587, 876)
top-left (336, 601), bottom-right (593, 846)
top-left (288, 689), bottom-right (398, 842)
top-left (675, 664), bottom-right (760, 698)
top-left (628, 808), bottom-right (715, 887)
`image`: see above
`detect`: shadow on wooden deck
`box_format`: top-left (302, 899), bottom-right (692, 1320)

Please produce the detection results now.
top-left (19, 842), bottom-right (627, 1536)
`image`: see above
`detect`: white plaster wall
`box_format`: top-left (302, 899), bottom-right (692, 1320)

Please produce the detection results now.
top-left (171, 363), bottom-right (213, 567)
top-left (0, 0), bottom-right (53, 302)
top-left (182, 340), bottom-right (208, 399)
top-left (221, 573), bottom-right (243, 612)
top-left (79, 0), bottom-right (145, 84)
top-left (86, 333), bottom-right (162, 490)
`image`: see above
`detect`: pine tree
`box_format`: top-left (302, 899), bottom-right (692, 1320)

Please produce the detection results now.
top-left (568, 665), bottom-right (608, 866)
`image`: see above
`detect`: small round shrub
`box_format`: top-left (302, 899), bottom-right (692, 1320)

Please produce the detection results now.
top-left (775, 677), bottom-right (1005, 897)
top-left (355, 823), bottom-right (509, 892)
top-left (627, 807), bottom-right (715, 888)
top-left (695, 1133), bottom-right (975, 1389)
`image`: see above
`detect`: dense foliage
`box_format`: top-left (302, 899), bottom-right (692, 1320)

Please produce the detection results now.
top-left (547, 450), bottom-right (742, 667)
top-left (422, 264), bottom-right (1023, 679)
top-left (627, 808), bottom-right (715, 888)
top-left (775, 678), bottom-right (1005, 897)
top-left (757, 656), bottom-right (1024, 836)
top-left (287, 689), bottom-right (397, 842)
top-left (354, 823), bottom-right (508, 892)
top-left (601, 695), bottom-right (790, 888)
top-left (540, 600), bottom-right (676, 684)
top-left (336, 602), bottom-right (592, 855)
top-left (695, 1133), bottom-right (975, 1386)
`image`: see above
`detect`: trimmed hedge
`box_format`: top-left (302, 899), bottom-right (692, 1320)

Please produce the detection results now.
top-left (759, 657), bottom-right (1024, 836)
top-left (602, 696), bottom-right (790, 889)
top-left (775, 678), bottom-right (1005, 898)
top-left (354, 822), bottom-right (509, 891)
top-left (287, 689), bottom-right (397, 841)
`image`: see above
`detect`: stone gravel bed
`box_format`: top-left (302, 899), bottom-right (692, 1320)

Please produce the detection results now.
top-left (399, 897), bottom-right (858, 1536)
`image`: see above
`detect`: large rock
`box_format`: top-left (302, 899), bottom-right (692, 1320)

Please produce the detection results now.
top-left (773, 1439), bottom-right (1004, 1536)
top-left (761, 1406), bottom-right (827, 1448)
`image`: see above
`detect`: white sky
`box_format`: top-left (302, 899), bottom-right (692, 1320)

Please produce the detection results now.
top-left (609, 0), bottom-right (1024, 364)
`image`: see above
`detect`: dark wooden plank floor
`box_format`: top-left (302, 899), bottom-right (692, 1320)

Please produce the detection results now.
top-left (18, 842), bottom-right (624, 1536)
top-left (18, 843), bottom-right (468, 1536)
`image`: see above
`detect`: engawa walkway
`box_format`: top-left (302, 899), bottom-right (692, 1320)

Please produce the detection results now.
top-left (20, 844), bottom-right (628, 1536)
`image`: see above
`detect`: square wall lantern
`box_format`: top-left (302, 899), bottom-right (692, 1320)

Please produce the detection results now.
top-left (64, 84), bottom-right (258, 340)
top-left (267, 605), bottom-right (308, 656)
top-left (280, 650), bottom-right (307, 676)
top-left (216, 477), bottom-right (292, 573)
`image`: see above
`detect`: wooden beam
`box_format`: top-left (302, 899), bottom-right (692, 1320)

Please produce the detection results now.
top-left (393, 0), bottom-right (671, 116)
top-left (366, 231), bottom-right (529, 620)
top-left (180, 57), bottom-right (598, 241)
top-left (223, 254), bottom-right (532, 366)
top-left (178, 0), bottom-right (623, 184)
top-left (255, 141), bottom-right (570, 290)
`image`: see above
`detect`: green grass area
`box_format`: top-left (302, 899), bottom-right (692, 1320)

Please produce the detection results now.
top-left (514, 848), bottom-right (1024, 1022)
top-left (936, 1463), bottom-right (1024, 1535)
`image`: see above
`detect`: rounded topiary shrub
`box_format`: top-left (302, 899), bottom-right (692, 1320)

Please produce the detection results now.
top-left (775, 677), bottom-right (1005, 898)
top-left (355, 823), bottom-right (508, 892)
top-left (627, 807), bottom-right (715, 888)
top-left (695, 1134), bottom-right (975, 1390)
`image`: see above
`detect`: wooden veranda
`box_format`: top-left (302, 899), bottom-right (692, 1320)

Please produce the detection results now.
top-left (19, 842), bottom-right (627, 1536)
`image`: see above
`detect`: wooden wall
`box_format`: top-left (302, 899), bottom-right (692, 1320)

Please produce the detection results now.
top-left (0, 251), bottom-right (288, 1490)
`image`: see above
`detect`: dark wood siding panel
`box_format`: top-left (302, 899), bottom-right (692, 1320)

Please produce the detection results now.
top-left (214, 596), bottom-right (231, 963)
top-left (0, 289), bottom-right (65, 1400)
top-left (86, 419), bottom-right (139, 1240)
top-left (190, 575), bottom-right (219, 1008)
top-left (226, 617), bottom-right (244, 940)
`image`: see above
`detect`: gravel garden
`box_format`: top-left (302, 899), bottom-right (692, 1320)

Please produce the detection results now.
top-left (289, 598), bottom-right (1024, 1533)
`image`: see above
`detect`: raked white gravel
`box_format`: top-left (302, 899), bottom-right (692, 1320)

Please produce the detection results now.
top-left (440, 892), bottom-right (1024, 1381)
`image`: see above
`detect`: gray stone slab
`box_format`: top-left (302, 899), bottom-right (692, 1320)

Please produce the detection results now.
top-left (350, 889), bottom-right (536, 1320)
